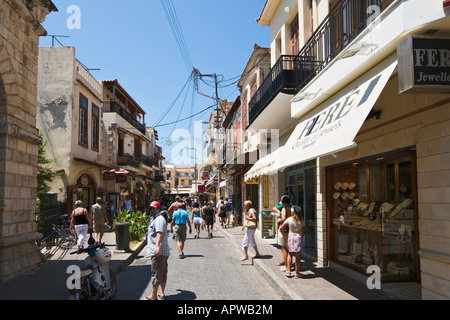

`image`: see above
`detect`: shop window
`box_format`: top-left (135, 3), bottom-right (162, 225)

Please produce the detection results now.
top-left (329, 151), bottom-right (417, 282)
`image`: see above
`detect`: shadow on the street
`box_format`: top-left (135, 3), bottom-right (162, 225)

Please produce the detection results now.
top-left (166, 289), bottom-right (197, 300)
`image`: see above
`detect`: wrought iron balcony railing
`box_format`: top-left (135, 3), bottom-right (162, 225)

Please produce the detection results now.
top-left (247, 0), bottom-right (396, 128)
top-left (248, 55), bottom-right (297, 126)
top-left (104, 101), bottom-right (146, 134)
top-left (293, 0), bottom-right (396, 91)
top-left (140, 154), bottom-right (159, 168)
top-left (117, 153), bottom-right (140, 169)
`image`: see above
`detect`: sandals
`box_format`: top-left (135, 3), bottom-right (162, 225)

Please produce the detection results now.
top-left (157, 293), bottom-right (166, 300)
top-left (285, 272), bottom-right (293, 278)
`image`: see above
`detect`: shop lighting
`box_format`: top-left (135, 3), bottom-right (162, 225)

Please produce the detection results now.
top-left (341, 42), bottom-right (378, 59)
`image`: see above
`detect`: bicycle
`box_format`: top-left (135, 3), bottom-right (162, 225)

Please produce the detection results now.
top-left (37, 214), bottom-right (77, 251)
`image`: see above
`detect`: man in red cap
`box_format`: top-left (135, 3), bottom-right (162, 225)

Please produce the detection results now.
top-left (142, 201), bottom-right (170, 300)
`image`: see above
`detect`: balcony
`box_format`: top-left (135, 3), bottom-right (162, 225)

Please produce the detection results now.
top-left (248, 0), bottom-right (397, 129)
top-left (104, 101), bottom-right (146, 134)
top-left (140, 154), bottom-right (159, 169)
top-left (117, 153), bottom-right (140, 169)
top-left (293, 0), bottom-right (397, 92)
top-left (248, 55), bottom-right (297, 128)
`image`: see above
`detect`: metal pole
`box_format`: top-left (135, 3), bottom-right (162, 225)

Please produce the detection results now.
top-left (215, 74), bottom-right (221, 202)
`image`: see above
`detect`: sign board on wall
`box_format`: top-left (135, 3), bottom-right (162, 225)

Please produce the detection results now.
top-left (398, 36), bottom-right (450, 93)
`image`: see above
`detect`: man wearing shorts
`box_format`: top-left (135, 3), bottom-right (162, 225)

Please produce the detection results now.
top-left (170, 203), bottom-right (192, 259)
top-left (91, 197), bottom-right (107, 244)
top-left (143, 201), bottom-right (170, 300)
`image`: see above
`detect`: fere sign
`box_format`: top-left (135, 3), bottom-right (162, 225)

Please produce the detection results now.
top-left (398, 36), bottom-right (450, 93)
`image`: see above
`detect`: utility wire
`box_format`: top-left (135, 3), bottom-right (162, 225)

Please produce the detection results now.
top-left (153, 73), bottom-right (193, 127)
top-left (154, 104), bottom-right (215, 128)
top-left (161, 0), bottom-right (193, 73)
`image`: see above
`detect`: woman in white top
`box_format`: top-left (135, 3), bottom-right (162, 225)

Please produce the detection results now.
top-left (240, 200), bottom-right (261, 261)
top-left (279, 205), bottom-right (305, 279)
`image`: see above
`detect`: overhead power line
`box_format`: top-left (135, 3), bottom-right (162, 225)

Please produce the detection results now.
top-left (154, 104), bottom-right (215, 128)
top-left (161, 0), bottom-right (193, 73)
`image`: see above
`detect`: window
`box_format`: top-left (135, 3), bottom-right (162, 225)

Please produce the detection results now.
top-left (329, 150), bottom-right (418, 282)
top-left (92, 104), bottom-right (99, 151)
top-left (79, 94), bottom-right (88, 147)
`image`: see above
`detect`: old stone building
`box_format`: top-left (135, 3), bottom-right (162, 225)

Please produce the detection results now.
top-left (0, 0), bottom-right (57, 280)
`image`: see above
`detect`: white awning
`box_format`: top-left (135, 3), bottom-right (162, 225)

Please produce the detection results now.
top-left (273, 56), bottom-right (398, 173)
top-left (244, 148), bottom-right (282, 181)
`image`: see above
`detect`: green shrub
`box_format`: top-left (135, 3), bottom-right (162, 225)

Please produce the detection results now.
top-left (115, 209), bottom-right (150, 241)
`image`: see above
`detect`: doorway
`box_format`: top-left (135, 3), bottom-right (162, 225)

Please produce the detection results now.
top-left (285, 164), bottom-right (317, 256)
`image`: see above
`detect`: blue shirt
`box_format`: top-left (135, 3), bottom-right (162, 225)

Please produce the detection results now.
top-left (146, 213), bottom-right (170, 257)
top-left (225, 201), bottom-right (231, 212)
top-left (172, 209), bottom-right (189, 225)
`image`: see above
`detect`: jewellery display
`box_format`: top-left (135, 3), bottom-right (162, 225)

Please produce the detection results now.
top-left (329, 153), bottom-right (417, 281)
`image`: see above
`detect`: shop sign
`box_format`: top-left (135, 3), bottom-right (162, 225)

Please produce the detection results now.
top-left (197, 185), bottom-right (206, 193)
top-left (398, 36), bottom-right (450, 93)
top-left (202, 171), bottom-right (209, 181)
top-left (263, 175), bottom-right (269, 208)
top-left (116, 174), bottom-right (127, 183)
top-left (246, 177), bottom-right (259, 185)
top-left (213, 178), bottom-right (225, 185)
top-left (260, 211), bottom-right (276, 239)
top-left (103, 172), bottom-right (116, 180)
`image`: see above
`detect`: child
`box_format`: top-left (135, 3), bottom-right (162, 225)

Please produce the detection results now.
top-left (279, 205), bottom-right (305, 279)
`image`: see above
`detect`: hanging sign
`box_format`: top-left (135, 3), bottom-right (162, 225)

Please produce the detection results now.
top-left (398, 36), bottom-right (450, 93)
top-left (116, 174), bottom-right (127, 183)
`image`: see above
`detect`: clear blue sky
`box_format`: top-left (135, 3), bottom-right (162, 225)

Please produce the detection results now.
top-left (40, 0), bottom-right (269, 165)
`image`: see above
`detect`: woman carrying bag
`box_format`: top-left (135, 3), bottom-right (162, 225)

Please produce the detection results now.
top-left (240, 200), bottom-right (261, 261)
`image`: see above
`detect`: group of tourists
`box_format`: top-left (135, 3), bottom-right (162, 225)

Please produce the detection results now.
top-left (69, 197), bottom-right (109, 250)
top-left (273, 195), bottom-right (306, 279)
top-left (141, 193), bottom-right (305, 300)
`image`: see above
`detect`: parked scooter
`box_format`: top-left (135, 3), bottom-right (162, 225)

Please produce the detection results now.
top-left (68, 243), bottom-right (116, 300)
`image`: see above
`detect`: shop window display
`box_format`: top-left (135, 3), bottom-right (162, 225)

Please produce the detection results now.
top-left (329, 151), bottom-right (417, 282)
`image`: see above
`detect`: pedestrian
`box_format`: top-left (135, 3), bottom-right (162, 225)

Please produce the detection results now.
top-left (170, 203), bottom-right (192, 259)
top-left (240, 200), bottom-right (261, 261)
top-left (275, 196), bottom-right (292, 271)
top-left (124, 195), bottom-right (133, 211)
top-left (279, 205), bottom-right (305, 279)
top-left (91, 197), bottom-right (108, 244)
top-left (191, 202), bottom-right (204, 239)
top-left (225, 197), bottom-right (233, 228)
top-left (70, 200), bottom-right (91, 250)
top-left (202, 201), bottom-right (215, 238)
top-left (108, 202), bottom-right (116, 226)
top-left (218, 199), bottom-right (227, 228)
top-left (167, 196), bottom-right (182, 220)
top-left (142, 201), bottom-right (170, 300)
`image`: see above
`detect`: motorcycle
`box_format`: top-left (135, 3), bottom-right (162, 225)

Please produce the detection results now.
top-left (68, 243), bottom-right (116, 300)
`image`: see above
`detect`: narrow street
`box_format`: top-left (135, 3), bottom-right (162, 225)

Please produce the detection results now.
top-left (115, 222), bottom-right (282, 300)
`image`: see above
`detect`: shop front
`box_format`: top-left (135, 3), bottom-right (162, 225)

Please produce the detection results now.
top-left (67, 173), bottom-right (98, 212)
top-left (284, 161), bottom-right (317, 257)
top-left (327, 149), bottom-right (418, 282)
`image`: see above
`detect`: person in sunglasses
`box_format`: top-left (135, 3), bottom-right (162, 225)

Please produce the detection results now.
top-left (143, 201), bottom-right (170, 300)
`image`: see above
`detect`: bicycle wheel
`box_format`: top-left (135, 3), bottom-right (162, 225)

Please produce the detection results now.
top-left (57, 229), bottom-right (77, 249)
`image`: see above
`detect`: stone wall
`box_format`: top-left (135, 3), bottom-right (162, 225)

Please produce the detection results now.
top-left (0, 0), bottom-right (56, 281)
